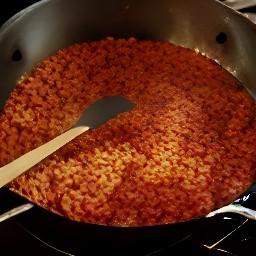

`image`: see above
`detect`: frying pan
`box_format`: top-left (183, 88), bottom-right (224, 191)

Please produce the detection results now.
top-left (0, 0), bottom-right (256, 255)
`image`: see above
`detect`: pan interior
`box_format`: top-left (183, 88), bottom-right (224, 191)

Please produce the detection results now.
top-left (0, 0), bottom-right (255, 254)
top-left (0, 0), bottom-right (255, 111)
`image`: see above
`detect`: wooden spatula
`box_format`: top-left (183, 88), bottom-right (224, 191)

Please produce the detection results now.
top-left (0, 95), bottom-right (135, 188)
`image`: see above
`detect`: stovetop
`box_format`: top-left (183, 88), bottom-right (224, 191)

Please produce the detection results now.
top-left (1, 187), bottom-right (256, 256)
top-left (1, 1), bottom-right (256, 255)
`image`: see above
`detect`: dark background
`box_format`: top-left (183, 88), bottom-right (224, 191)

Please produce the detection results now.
top-left (0, 0), bottom-right (40, 25)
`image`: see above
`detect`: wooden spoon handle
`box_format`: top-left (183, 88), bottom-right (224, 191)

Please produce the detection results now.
top-left (0, 126), bottom-right (89, 188)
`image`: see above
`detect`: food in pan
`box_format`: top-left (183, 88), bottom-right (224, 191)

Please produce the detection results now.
top-left (0, 37), bottom-right (255, 226)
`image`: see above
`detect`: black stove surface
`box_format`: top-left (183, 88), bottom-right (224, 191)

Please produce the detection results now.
top-left (1, 1), bottom-right (256, 256)
top-left (1, 185), bottom-right (256, 256)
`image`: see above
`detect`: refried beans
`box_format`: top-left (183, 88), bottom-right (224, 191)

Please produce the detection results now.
top-left (0, 37), bottom-right (255, 226)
